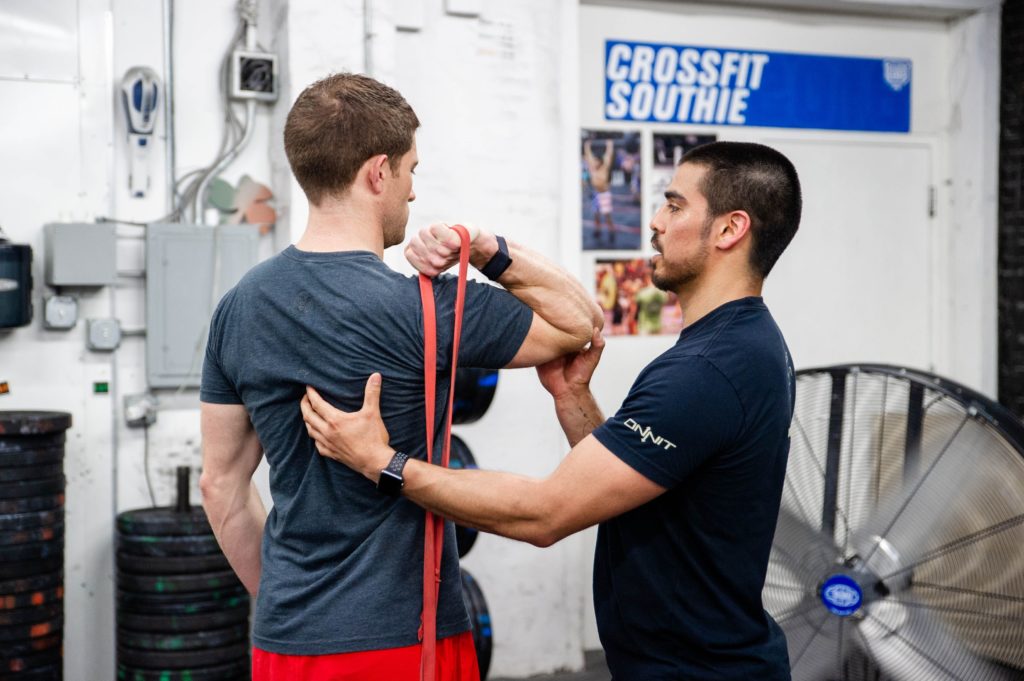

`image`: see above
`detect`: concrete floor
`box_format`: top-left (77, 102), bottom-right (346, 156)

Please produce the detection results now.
top-left (491, 651), bottom-right (610, 681)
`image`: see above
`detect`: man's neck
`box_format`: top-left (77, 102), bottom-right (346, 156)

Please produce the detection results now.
top-left (296, 200), bottom-right (384, 257)
top-left (675, 270), bottom-right (762, 330)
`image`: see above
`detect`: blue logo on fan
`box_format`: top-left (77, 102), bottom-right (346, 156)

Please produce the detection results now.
top-left (820, 574), bottom-right (862, 616)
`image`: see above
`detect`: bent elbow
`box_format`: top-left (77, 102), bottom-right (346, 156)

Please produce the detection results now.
top-left (561, 322), bottom-right (594, 354)
top-left (589, 300), bottom-right (605, 333)
top-left (199, 469), bottom-right (231, 506)
top-left (523, 513), bottom-right (570, 548)
top-left (198, 472), bottom-right (216, 506)
top-left (527, 530), bottom-right (559, 549)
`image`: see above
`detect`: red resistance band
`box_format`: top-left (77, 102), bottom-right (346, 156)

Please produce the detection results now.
top-left (417, 224), bottom-right (471, 681)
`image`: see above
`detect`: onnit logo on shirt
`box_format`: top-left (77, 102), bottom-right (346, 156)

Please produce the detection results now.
top-left (623, 418), bottom-right (676, 450)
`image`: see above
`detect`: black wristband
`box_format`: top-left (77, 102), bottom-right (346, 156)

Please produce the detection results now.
top-left (479, 236), bottom-right (513, 281)
top-left (377, 451), bottom-right (409, 497)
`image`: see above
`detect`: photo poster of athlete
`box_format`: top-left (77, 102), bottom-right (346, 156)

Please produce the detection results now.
top-left (594, 257), bottom-right (683, 336)
top-left (649, 133), bottom-right (717, 219)
top-left (581, 130), bottom-right (642, 251)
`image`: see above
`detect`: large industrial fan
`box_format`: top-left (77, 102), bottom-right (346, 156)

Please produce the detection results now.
top-left (765, 365), bottom-right (1024, 681)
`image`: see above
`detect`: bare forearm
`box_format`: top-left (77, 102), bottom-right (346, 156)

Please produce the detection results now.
top-left (553, 389), bottom-right (605, 447)
top-left (201, 479), bottom-right (266, 594)
top-left (472, 232), bottom-right (603, 342)
top-left (402, 460), bottom-right (561, 547)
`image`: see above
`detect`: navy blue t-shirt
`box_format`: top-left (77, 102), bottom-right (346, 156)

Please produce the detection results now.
top-left (200, 246), bottom-right (533, 654)
top-left (592, 297), bottom-right (794, 680)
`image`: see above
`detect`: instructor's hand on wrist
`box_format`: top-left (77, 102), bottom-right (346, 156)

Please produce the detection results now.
top-left (536, 328), bottom-right (605, 400)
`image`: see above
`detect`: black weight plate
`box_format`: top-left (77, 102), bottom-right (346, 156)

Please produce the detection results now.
top-left (117, 585), bottom-right (248, 613)
top-left (0, 413), bottom-right (71, 437)
top-left (449, 435), bottom-right (477, 470)
top-left (0, 496), bottom-right (63, 516)
top-left (0, 603), bottom-right (61, 627)
top-left (0, 464), bottom-right (62, 484)
top-left (0, 510), bottom-right (63, 533)
top-left (452, 368), bottom-right (498, 424)
top-left (117, 642), bottom-right (249, 669)
top-left (117, 552), bottom-right (230, 576)
top-left (0, 586), bottom-right (62, 611)
top-left (455, 525), bottom-right (478, 559)
top-left (0, 432), bottom-right (65, 454)
top-left (0, 666), bottom-right (62, 681)
top-left (0, 540), bottom-right (63, 563)
top-left (0, 448), bottom-right (63, 468)
top-left (0, 616), bottom-right (61, 642)
top-left (117, 507), bottom-right (211, 537)
top-left (460, 569), bottom-right (492, 680)
top-left (0, 647), bottom-right (62, 673)
top-left (117, 623), bottom-right (249, 651)
top-left (0, 432), bottom-right (65, 452)
top-left (117, 570), bottom-right (241, 595)
top-left (0, 573), bottom-right (61, 597)
top-left (116, 658), bottom-right (249, 681)
top-left (117, 534), bottom-right (220, 558)
top-left (450, 436), bottom-right (480, 558)
top-left (0, 432), bottom-right (64, 453)
top-left (0, 633), bottom-right (61, 658)
top-left (0, 524), bottom-right (63, 547)
top-left (117, 604), bottom-right (248, 633)
top-left (0, 558), bottom-right (61, 581)
top-left (0, 478), bottom-right (64, 501)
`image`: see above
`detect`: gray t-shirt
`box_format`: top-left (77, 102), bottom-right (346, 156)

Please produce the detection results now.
top-left (200, 246), bottom-right (533, 655)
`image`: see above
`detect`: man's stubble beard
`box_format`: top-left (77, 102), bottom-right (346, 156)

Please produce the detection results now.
top-left (382, 211), bottom-right (408, 250)
top-left (652, 216), bottom-right (714, 293)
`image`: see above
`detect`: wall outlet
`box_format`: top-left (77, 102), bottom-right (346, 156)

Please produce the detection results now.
top-left (124, 393), bottom-right (158, 428)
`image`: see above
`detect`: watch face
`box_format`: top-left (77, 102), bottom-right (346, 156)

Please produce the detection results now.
top-left (377, 469), bottom-right (404, 497)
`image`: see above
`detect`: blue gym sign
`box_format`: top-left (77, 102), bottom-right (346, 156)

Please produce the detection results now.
top-left (604, 40), bottom-right (912, 133)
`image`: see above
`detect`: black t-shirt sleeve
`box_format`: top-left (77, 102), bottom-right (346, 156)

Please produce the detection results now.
top-left (432, 275), bottom-right (533, 369)
top-left (199, 297), bottom-right (243, 404)
top-left (592, 356), bottom-right (745, 488)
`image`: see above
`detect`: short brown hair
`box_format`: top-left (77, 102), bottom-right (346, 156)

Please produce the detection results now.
top-left (284, 73), bottom-right (420, 205)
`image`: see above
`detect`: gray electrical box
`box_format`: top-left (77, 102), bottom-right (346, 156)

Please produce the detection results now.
top-left (44, 222), bottom-right (117, 286)
top-left (146, 223), bottom-right (259, 388)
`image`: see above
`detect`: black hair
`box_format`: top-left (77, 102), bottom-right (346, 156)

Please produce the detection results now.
top-left (682, 142), bottom-right (802, 278)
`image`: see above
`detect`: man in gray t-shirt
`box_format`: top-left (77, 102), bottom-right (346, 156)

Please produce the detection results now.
top-left (199, 73), bottom-right (601, 678)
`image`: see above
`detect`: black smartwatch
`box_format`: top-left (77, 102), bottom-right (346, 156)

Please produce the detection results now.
top-left (479, 235), bottom-right (513, 281)
top-left (377, 450), bottom-right (410, 497)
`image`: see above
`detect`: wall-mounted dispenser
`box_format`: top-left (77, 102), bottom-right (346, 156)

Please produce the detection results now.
top-left (120, 66), bottom-right (161, 199)
top-left (0, 226), bottom-right (33, 329)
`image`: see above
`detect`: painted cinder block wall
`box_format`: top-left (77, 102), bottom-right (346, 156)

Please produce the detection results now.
top-left (0, 0), bottom-right (1002, 678)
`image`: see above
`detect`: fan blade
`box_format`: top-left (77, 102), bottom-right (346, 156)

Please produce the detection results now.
top-left (858, 599), bottom-right (1019, 681)
top-left (786, 612), bottom-right (846, 681)
top-left (772, 505), bottom-right (841, 582)
top-left (849, 417), bottom-right (991, 578)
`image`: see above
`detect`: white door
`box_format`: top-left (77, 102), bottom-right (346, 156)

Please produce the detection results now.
top-left (762, 139), bottom-right (934, 372)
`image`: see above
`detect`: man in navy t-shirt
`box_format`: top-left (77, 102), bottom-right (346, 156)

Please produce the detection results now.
top-left (199, 73), bottom-right (602, 680)
top-left (303, 141), bottom-right (802, 680)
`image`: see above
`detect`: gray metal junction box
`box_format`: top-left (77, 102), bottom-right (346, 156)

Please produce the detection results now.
top-left (44, 222), bottom-right (117, 286)
top-left (146, 223), bottom-right (259, 388)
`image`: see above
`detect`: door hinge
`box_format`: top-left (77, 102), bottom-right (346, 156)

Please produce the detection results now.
top-left (928, 185), bottom-right (936, 218)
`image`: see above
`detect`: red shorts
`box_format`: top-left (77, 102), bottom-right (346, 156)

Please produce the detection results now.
top-left (252, 631), bottom-right (480, 681)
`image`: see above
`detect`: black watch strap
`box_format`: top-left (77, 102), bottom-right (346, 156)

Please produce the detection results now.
top-left (479, 235), bottom-right (513, 281)
top-left (377, 451), bottom-right (409, 497)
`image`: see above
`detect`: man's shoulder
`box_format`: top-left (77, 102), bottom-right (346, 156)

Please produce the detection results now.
top-left (638, 350), bottom-right (737, 398)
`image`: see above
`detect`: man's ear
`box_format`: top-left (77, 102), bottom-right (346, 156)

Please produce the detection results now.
top-left (715, 210), bottom-right (751, 251)
top-left (366, 154), bottom-right (389, 194)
